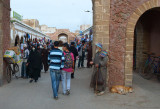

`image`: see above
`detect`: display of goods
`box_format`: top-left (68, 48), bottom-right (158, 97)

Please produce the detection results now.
top-left (16, 54), bottom-right (21, 63)
top-left (4, 50), bottom-right (17, 63)
top-left (4, 50), bottom-right (22, 63)
top-left (8, 47), bottom-right (21, 55)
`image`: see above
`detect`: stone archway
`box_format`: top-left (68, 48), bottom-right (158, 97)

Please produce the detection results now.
top-left (49, 29), bottom-right (75, 44)
top-left (58, 33), bottom-right (68, 43)
top-left (125, 0), bottom-right (160, 86)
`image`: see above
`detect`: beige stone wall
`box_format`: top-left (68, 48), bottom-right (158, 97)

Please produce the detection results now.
top-left (92, 0), bottom-right (110, 85)
top-left (23, 19), bottom-right (41, 31)
top-left (92, 0), bottom-right (110, 52)
top-left (40, 25), bottom-right (56, 33)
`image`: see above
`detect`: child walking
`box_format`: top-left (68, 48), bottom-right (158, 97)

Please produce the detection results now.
top-left (61, 43), bottom-right (74, 95)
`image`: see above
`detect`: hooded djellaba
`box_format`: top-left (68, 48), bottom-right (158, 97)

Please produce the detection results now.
top-left (90, 43), bottom-right (108, 96)
top-left (27, 45), bottom-right (42, 83)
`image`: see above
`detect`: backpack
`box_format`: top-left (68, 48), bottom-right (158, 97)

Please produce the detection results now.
top-left (64, 52), bottom-right (73, 68)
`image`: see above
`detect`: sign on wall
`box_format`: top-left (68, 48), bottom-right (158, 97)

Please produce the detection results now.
top-left (13, 11), bottom-right (23, 21)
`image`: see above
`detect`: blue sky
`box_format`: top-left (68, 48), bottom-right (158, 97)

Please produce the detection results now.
top-left (11, 0), bottom-right (93, 32)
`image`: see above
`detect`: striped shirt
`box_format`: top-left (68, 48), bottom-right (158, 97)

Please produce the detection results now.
top-left (48, 48), bottom-right (65, 70)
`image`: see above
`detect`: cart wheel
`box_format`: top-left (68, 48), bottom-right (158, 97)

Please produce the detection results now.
top-left (14, 63), bottom-right (19, 73)
top-left (6, 65), bottom-right (12, 83)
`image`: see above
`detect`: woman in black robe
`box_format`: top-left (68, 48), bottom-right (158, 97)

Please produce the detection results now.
top-left (41, 45), bottom-right (49, 73)
top-left (27, 45), bottom-right (42, 83)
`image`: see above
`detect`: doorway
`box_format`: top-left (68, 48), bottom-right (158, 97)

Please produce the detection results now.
top-left (134, 8), bottom-right (160, 71)
top-left (58, 33), bottom-right (68, 43)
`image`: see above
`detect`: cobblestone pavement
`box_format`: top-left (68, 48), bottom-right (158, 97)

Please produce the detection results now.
top-left (0, 64), bottom-right (160, 109)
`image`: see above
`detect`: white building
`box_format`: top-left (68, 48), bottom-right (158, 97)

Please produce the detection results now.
top-left (10, 18), bottom-right (50, 46)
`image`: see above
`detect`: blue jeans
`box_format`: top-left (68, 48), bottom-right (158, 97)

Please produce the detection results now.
top-left (78, 56), bottom-right (84, 67)
top-left (21, 62), bottom-right (26, 77)
top-left (61, 70), bottom-right (71, 94)
top-left (50, 69), bottom-right (61, 97)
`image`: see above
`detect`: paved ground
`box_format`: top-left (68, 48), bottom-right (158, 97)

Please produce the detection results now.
top-left (0, 65), bottom-right (160, 109)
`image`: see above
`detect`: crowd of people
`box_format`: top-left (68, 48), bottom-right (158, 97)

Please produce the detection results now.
top-left (20, 39), bottom-right (108, 100)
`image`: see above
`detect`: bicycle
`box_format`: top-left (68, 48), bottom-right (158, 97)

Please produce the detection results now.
top-left (6, 63), bottom-right (19, 83)
top-left (139, 52), bottom-right (160, 81)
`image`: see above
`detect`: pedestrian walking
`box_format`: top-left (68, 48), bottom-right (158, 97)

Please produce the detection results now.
top-left (21, 45), bottom-right (29, 78)
top-left (41, 44), bottom-right (49, 73)
top-left (46, 42), bottom-right (51, 50)
top-left (61, 43), bottom-right (74, 95)
top-left (90, 43), bottom-right (108, 96)
top-left (87, 41), bottom-right (92, 68)
top-left (26, 45), bottom-right (42, 83)
top-left (37, 45), bottom-right (42, 78)
top-left (28, 42), bottom-right (32, 52)
top-left (48, 41), bottom-right (65, 100)
top-left (69, 42), bottom-right (78, 78)
top-left (78, 40), bottom-right (86, 68)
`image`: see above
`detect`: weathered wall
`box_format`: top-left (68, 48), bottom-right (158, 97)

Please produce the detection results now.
top-left (0, 1), bottom-right (3, 86)
top-left (109, 0), bottom-right (160, 86)
top-left (0, 0), bottom-right (10, 86)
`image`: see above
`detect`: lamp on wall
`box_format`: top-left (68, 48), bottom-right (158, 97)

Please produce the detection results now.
top-left (84, 10), bottom-right (93, 13)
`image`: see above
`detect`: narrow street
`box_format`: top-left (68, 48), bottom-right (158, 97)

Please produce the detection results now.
top-left (0, 63), bottom-right (160, 109)
top-left (1, 0), bottom-right (160, 109)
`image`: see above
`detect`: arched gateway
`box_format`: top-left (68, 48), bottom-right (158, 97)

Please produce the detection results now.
top-left (49, 29), bottom-right (75, 44)
top-left (124, 0), bottom-right (160, 86)
top-left (58, 33), bottom-right (68, 43)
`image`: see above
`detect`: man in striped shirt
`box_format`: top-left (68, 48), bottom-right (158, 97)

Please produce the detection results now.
top-left (48, 41), bottom-right (65, 100)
